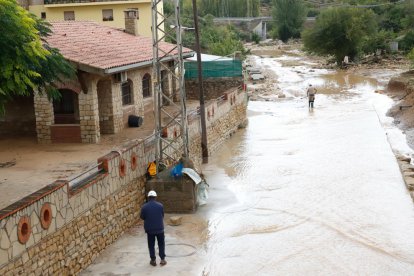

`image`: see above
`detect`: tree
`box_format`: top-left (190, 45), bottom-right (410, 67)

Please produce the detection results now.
top-left (0, 0), bottom-right (74, 114)
top-left (400, 30), bottom-right (414, 51)
top-left (302, 7), bottom-right (377, 64)
top-left (408, 48), bottom-right (414, 68)
top-left (272, 0), bottom-right (306, 42)
top-left (199, 16), bottom-right (245, 56)
top-left (361, 30), bottom-right (392, 55)
top-left (199, 0), bottom-right (260, 17)
top-left (166, 11), bottom-right (246, 56)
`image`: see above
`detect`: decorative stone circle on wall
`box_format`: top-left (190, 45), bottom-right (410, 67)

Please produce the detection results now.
top-left (119, 159), bottom-right (126, 178)
top-left (131, 153), bottom-right (137, 171)
top-left (17, 216), bottom-right (31, 244)
top-left (40, 203), bottom-right (53, 230)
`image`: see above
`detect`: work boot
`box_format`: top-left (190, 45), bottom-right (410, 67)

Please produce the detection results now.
top-left (160, 259), bottom-right (167, 266)
top-left (150, 259), bottom-right (157, 266)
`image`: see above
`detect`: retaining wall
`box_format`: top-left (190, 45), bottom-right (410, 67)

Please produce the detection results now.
top-left (185, 77), bottom-right (243, 101)
top-left (0, 88), bottom-right (247, 275)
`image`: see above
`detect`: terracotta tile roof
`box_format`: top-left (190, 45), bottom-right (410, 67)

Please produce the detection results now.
top-left (46, 21), bottom-right (193, 73)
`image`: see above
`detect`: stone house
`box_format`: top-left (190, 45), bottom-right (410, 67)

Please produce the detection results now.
top-left (0, 16), bottom-right (193, 143)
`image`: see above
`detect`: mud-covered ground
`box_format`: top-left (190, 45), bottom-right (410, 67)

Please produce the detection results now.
top-left (245, 40), bottom-right (413, 148)
top-left (0, 101), bottom-right (201, 210)
top-left (83, 41), bottom-right (414, 275)
top-left (386, 71), bottom-right (414, 148)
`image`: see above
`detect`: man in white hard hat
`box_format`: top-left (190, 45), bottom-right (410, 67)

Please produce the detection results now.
top-left (140, 190), bottom-right (166, 266)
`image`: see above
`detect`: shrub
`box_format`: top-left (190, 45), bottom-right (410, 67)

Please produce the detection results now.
top-left (408, 48), bottom-right (414, 68)
top-left (302, 7), bottom-right (377, 64)
top-left (272, 0), bottom-right (306, 42)
top-left (400, 30), bottom-right (414, 51)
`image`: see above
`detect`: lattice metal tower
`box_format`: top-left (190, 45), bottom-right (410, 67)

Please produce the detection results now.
top-left (151, 0), bottom-right (189, 172)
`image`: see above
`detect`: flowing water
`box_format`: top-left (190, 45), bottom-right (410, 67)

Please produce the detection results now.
top-left (200, 55), bottom-right (414, 275)
top-left (82, 53), bottom-right (414, 276)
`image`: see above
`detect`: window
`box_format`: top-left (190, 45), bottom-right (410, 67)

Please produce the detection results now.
top-left (64, 11), bottom-right (75, 21)
top-left (142, 73), bottom-right (151, 98)
top-left (41, 12), bottom-right (46, 19)
top-left (122, 80), bottom-right (133, 105)
top-left (102, 9), bottom-right (113, 21)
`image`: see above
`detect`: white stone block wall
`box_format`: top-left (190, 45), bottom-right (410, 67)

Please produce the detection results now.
top-left (33, 91), bottom-right (54, 144)
top-left (128, 70), bottom-right (142, 118)
top-left (110, 80), bottom-right (123, 134)
top-left (79, 76), bottom-right (100, 143)
top-left (97, 79), bottom-right (115, 134)
top-left (0, 139), bottom-right (151, 274)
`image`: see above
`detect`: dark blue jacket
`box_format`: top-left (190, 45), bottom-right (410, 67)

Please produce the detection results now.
top-left (140, 199), bottom-right (164, 234)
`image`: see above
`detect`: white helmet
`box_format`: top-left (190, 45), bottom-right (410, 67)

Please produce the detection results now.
top-left (148, 190), bottom-right (157, 197)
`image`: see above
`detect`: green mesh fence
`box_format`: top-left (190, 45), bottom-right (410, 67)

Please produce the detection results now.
top-left (184, 60), bottom-right (242, 79)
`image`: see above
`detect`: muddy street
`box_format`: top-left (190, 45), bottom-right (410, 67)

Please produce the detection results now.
top-left (83, 51), bottom-right (414, 275)
top-left (200, 54), bottom-right (414, 275)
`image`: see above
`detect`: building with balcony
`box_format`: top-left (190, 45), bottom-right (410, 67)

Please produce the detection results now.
top-left (28, 0), bottom-right (159, 38)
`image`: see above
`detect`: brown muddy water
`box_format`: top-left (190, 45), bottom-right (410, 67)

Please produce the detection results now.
top-left (83, 52), bottom-right (414, 276)
top-left (199, 54), bottom-right (414, 275)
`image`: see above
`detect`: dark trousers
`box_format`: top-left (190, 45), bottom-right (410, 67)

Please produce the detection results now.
top-left (309, 101), bottom-right (314, 108)
top-left (147, 233), bottom-right (165, 260)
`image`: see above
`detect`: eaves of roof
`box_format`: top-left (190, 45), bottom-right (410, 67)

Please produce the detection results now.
top-left (73, 51), bottom-right (195, 75)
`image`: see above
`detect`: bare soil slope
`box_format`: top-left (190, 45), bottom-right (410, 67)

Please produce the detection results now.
top-left (386, 70), bottom-right (414, 147)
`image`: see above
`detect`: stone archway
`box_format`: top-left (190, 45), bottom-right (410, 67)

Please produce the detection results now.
top-left (49, 88), bottom-right (81, 143)
top-left (53, 89), bottom-right (79, 124)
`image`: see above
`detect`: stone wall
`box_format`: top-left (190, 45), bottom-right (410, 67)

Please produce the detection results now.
top-left (0, 89), bottom-right (248, 274)
top-left (205, 90), bottom-right (247, 155)
top-left (185, 77), bottom-right (243, 101)
top-left (162, 87), bottom-right (247, 169)
top-left (79, 76), bottom-right (101, 143)
top-left (0, 139), bottom-right (152, 275)
top-left (97, 79), bottom-right (115, 134)
top-left (34, 91), bottom-right (54, 144)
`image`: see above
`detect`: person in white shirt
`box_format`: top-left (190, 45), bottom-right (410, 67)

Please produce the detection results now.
top-left (307, 84), bottom-right (317, 109)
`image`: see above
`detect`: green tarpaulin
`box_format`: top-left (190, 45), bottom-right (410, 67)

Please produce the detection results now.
top-left (185, 60), bottom-right (242, 79)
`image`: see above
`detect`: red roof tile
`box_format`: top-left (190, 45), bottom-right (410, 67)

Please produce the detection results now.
top-left (46, 21), bottom-right (193, 72)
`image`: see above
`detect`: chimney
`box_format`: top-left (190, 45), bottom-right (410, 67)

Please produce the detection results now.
top-left (124, 9), bottom-right (139, 36)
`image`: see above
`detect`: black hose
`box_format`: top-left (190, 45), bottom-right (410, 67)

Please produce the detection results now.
top-left (165, 243), bottom-right (197, 257)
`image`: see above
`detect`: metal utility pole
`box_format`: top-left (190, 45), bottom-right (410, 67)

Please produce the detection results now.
top-left (151, 0), bottom-right (189, 174)
top-left (192, 0), bottom-right (209, 163)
